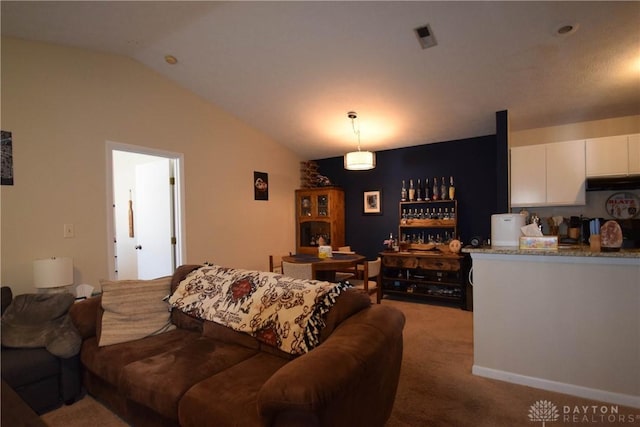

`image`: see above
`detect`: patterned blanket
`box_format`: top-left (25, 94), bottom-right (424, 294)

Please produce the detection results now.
top-left (168, 264), bottom-right (350, 355)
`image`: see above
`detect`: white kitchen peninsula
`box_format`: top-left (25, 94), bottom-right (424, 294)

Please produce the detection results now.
top-left (464, 246), bottom-right (640, 408)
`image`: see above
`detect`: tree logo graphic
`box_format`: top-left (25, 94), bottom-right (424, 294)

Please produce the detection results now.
top-left (529, 400), bottom-right (559, 426)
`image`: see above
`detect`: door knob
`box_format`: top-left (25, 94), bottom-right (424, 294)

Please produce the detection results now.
top-left (135, 245), bottom-right (142, 250)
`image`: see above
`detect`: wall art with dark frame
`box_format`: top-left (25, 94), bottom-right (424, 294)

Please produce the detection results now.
top-left (254, 171), bottom-right (269, 201)
top-left (363, 190), bottom-right (382, 215)
top-left (1, 130), bottom-right (13, 186)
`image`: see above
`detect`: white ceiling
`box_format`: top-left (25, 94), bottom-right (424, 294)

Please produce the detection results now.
top-left (2, 1), bottom-right (639, 160)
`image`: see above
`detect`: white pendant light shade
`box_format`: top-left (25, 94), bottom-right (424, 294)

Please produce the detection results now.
top-left (344, 150), bottom-right (376, 170)
top-left (33, 257), bottom-right (74, 288)
top-left (343, 111), bottom-right (376, 170)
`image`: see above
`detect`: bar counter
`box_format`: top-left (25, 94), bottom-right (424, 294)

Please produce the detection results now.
top-left (463, 244), bottom-right (640, 409)
top-left (463, 244), bottom-right (640, 259)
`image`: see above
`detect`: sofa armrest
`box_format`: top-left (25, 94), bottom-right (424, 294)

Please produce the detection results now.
top-left (257, 305), bottom-right (405, 427)
top-left (68, 296), bottom-right (101, 339)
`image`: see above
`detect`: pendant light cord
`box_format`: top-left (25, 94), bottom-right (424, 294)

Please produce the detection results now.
top-left (350, 115), bottom-right (361, 152)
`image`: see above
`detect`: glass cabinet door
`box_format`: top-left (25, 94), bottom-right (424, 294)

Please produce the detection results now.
top-left (300, 195), bottom-right (312, 216)
top-left (299, 221), bottom-right (331, 247)
top-left (317, 194), bottom-right (329, 216)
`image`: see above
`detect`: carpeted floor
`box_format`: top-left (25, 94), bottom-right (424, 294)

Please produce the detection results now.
top-left (41, 297), bottom-right (638, 426)
top-left (41, 394), bottom-right (127, 427)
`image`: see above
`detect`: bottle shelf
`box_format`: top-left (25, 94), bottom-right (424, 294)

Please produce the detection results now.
top-left (400, 219), bottom-right (455, 227)
top-left (400, 199), bottom-right (455, 205)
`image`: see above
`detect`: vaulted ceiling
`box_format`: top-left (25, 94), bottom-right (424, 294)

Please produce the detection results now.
top-left (2, 1), bottom-right (639, 160)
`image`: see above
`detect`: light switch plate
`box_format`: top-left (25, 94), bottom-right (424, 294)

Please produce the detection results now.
top-left (64, 224), bottom-right (74, 238)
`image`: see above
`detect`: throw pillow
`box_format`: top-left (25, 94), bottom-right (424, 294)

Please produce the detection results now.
top-left (1, 292), bottom-right (81, 358)
top-left (98, 277), bottom-right (175, 347)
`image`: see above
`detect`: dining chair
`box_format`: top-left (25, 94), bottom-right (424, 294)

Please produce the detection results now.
top-left (282, 261), bottom-right (314, 280)
top-left (347, 257), bottom-right (382, 304)
top-left (334, 246), bottom-right (358, 281)
top-left (268, 254), bottom-right (290, 274)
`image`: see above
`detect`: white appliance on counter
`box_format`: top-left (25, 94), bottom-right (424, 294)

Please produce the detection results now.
top-left (491, 214), bottom-right (526, 246)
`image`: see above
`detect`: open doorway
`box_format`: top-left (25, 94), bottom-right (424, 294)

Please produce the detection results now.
top-left (105, 141), bottom-right (186, 280)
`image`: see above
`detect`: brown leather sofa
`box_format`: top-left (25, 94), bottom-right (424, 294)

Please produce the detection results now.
top-left (69, 265), bottom-right (406, 427)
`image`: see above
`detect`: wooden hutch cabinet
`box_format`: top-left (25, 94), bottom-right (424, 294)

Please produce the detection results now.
top-left (295, 187), bottom-right (345, 254)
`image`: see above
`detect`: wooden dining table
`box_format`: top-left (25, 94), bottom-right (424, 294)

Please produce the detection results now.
top-left (282, 252), bottom-right (367, 283)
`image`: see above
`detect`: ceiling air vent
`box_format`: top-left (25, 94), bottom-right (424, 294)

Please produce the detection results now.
top-left (415, 24), bottom-right (437, 49)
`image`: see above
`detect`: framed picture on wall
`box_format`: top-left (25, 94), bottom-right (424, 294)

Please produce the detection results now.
top-left (1, 130), bottom-right (13, 186)
top-left (254, 171), bottom-right (268, 201)
top-left (363, 190), bottom-right (381, 214)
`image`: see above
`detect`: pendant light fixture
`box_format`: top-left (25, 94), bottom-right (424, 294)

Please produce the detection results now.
top-left (344, 111), bottom-right (376, 170)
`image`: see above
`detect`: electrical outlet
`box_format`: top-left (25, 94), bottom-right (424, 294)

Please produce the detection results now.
top-left (64, 224), bottom-right (74, 238)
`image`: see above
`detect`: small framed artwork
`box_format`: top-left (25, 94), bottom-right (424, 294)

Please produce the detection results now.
top-left (363, 190), bottom-right (382, 215)
top-left (1, 130), bottom-right (13, 186)
top-left (254, 171), bottom-right (268, 201)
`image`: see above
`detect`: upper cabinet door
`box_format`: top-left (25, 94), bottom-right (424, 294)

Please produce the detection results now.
top-left (510, 144), bottom-right (546, 207)
top-left (510, 140), bottom-right (586, 207)
top-left (586, 135), bottom-right (629, 177)
top-left (628, 134), bottom-right (640, 175)
top-left (546, 139), bottom-right (585, 206)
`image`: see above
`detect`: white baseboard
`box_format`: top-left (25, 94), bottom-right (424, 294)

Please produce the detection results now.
top-left (472, 365), bottom-right (640, 409)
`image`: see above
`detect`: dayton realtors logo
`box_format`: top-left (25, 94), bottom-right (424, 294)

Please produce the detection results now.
top-left (528, 400), bottom-right (640, 425)
top-left (529, 400), bottom-right (560, 426)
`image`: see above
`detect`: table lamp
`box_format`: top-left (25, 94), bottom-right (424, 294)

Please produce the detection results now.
top-left (33, 257), bottom-right (74, 293)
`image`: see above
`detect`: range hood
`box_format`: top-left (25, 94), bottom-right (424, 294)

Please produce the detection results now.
top-left (585, 176), bottom-right (640, 191)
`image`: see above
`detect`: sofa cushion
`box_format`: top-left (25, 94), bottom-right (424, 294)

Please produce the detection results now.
top-left (98, 277), bottom-right (175, 347)
top-left (81, 329), bottom-right (199, 386)
top-left (68, 295), bottom-right (101, 339)
top-left (119, 337), bottom-right (260, 421)
top-left (1, 293), bottom-right (81, 358)
top-left (178, 352), bottom-right (289, 427)
top-left (201, 320), bottom-right (260, 350)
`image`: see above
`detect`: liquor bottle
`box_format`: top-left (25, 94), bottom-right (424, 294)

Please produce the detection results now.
top-left (432, 177), bottom-right (439, 200)
top-left (424, 178), bottom-right (430, 200)
top-left (416, 179), bottom-right (422, 201)
top-left (448, 176), bottom-right (456, 200)
top-left (401, 180), bottom-right (407, 201)
top-left (408, 179), bottom-right (415, 201)
top-left (441, 176), bottom-right (447, 200)
top-left (450, 207), bottom-right (456, 220)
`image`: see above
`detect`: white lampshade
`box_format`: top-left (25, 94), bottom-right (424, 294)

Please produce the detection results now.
top-left (33, 257), bottom-right (74, 288)
top-left (344, 150), bottom-right (376, 170)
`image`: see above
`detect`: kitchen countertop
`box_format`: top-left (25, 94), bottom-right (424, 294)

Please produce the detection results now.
top-left (463, 245), bottom-right (640, 258)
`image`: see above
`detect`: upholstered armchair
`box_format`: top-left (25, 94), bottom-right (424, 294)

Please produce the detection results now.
top-left (1, 286), bottom-right (82, 414)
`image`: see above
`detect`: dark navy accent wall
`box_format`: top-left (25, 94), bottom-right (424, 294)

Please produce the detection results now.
top-left (315, 135), bottom-right (503, 260)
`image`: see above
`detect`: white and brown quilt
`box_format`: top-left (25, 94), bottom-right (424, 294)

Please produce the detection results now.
top-left (168, 264), bottom-right (350, 355)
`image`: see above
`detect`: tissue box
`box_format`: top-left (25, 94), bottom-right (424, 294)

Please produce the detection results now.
top-left (318, 246), bottom-right (333, 258)
top-left (519, 236), bottom-right (558, 250)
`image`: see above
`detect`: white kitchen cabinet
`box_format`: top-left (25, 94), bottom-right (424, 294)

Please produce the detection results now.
top-left (628, 134), bottom-right (640, 175)
top-left (586, 135), bottom-right (631, 177)
top-left (510, 144), bottom-right (546, 206)
top-left (510, 139), bottom-right (585, 207)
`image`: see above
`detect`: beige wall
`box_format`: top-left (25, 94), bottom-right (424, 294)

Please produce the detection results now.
top-left (510, 115), bottom-right (640, 147)
top-left (1, 37), bottom-right (301, 295)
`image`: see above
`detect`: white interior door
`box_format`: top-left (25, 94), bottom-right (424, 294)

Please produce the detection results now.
top-left (135, 159), bottom-right (174, 279)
